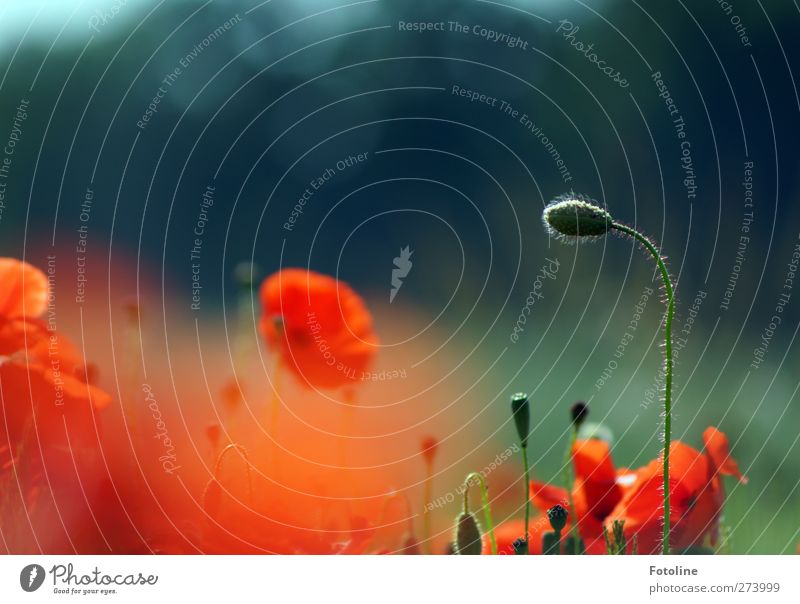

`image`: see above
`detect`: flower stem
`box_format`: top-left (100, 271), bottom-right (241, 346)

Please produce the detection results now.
top-left (562, 426), bottom-right (579, 554)
top-left (423, 461), bottom-right (433, 554)
top-left (464, 472), bottom-right (497, 555)
top-left (611, 222), bottom-right (674, 555)
top-left (214, 444), bottom-right (254, 505)
top-left (522, 445), bottom-right (531, 553)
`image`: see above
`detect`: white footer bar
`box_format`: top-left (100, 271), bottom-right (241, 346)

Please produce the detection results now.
top-left (1, 555), bottom-right (797, 603)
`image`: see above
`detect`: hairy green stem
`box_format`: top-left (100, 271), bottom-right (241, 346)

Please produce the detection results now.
top-left (612, 222), bottom-right (674, 555)
top-left (464, 472), bottom-right (497, 555)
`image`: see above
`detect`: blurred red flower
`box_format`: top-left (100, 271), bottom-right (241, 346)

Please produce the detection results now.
top-left (259, 269), bottom-right (378, 389)
top-left (0, 258), bottom-right (111, 447)
top-left (0, 257), bottom-right (48, 318)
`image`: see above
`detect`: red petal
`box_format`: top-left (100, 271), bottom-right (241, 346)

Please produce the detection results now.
top-left (703, 426), bottom-right (748, 484)
top-left (0, 258), bottom-right (48, 319)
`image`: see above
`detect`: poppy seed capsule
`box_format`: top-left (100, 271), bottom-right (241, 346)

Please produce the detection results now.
top-left (510, 392), bottom-right (530, 448)
top-left (547, 504), bottom-right (568, 532)
top-left (571, 401), bottom-right (589, 427)
top-left (542, 195), bottom-right (613, 239)
top-left (512, 537), bottom-right (528, 555)
top-left (454, 512), bottom-right (483, 555)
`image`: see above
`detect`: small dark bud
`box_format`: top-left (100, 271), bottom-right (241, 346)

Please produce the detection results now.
top-left (510, 392), bottom-right (530, 448)
top-left (512, 538), bottom-right (528, 555)
top-left (454, 512), bottom-right (483, 555)
top-left (547, 504), bottom-right (568, 532)
top-left (570, 401), bottom-right (589, 427)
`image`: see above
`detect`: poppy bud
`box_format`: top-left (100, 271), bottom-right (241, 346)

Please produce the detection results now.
top-left (570, 401), bottom-right (588, 427)
top-left (454, 512), bottom-right (483, 555)
top-left (510, 393), bottom-right (530, 448)
top-left (234, 261), bottom-right (260, 289)
top-left (542, 194), bottom-right (613, 240)
top-left (205, 423), bottom-right (221, 449)
top-left (547, 504), bottom-right (568, 532)
top-left (123, 300), bottom-right (141, 324)
top-left (420, 436), bottom-right (438, 467)
top-left (221, 378), bottom-right (244, 414)
top-left (512, 537), bottom-right (528, 555)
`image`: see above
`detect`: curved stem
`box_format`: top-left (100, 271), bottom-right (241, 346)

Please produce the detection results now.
top-left (464, 472), bottom-right (497, 555)
top-left (522, 445), bottom-right (531, 553)
top-left (612, 222), bottom-right (674, 555)
top-left (214, 443), bottom-right (254, 505)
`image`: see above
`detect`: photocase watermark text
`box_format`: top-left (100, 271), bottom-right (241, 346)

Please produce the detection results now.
top-left (142, 383), bottom-right (181, 474)
top-left (510, 258), bottom-right (560, 343)
top-left (595, 285), bottom-right (653, 391)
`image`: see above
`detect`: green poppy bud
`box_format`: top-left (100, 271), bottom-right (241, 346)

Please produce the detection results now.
top-left (547, 504), bottom-right (568, 532)
top-left (454, 511), bottom-right (483, 555)
top-left (234, 261), bottom-right (260, 289)
top-left (542, 194), bottom-right (613, 240)
top-left (510, 392), bottom-right (530, 448)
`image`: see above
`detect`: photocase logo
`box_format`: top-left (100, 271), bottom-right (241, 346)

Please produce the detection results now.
top-left (390, 246), bottom-right (413, 303)
top-left (20, 564), bottom-right (45, 592)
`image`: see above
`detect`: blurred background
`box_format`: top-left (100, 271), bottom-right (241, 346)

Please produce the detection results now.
top-left (0, 0), bottom-right (798, 553)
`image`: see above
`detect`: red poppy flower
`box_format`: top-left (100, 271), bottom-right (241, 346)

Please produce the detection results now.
top-left (528, 428), bottom-right (745, 554)
top-left (259, 269), bottom-right (378, 389)
top-left (606, 427), bottom-right (747, 553)
top-left (0, 258), bottom-right (48, 319)
top-left (0, 258), bottom-right (110, 448)
top-left (530, 439), bottom-right (620, 554)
